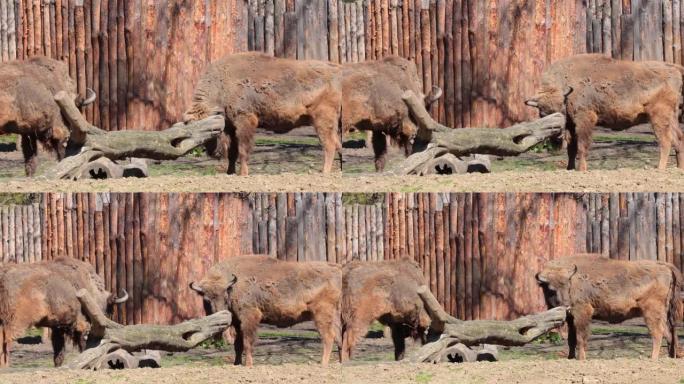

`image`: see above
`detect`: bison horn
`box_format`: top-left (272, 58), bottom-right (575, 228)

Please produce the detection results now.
top-left (79, 88), bottom-right (97, 107)
top-left (113, 289), bottom-right (129, 304)
top-left (563, 86), bottom-right (574, 97)
top-left (525, 99), bottom-right (539, 107)
top-left (189, 281), bottom-right (204, 294)
top-left (535, 272), bottom-right (548, 284)
top-left (227, 275), bottom-right (238, 288)
top-left (424, 86), bottom-right (443, 106)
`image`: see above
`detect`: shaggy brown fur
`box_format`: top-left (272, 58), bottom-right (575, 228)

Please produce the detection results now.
top-left (525, 54), bottom-right (684, 171)
top-left (340, 56), bottom-right (442, 171)
top-left (190, 255), bottom-right (342, 367)
top-left (341, 259), bottom-right (431, 361)
top-left (183, 52), bottom-right (343, 176)
top-left (0, 57), bottom-right (95, 176)
top-left (536, 254), bottom-right (683, 360)
top-left (0, 257), bottom-right (126, 367)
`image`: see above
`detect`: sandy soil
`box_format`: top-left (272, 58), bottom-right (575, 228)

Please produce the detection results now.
top-left (2, 168), bottom-right (683, 193)
top-left (0, 358), bottom-right (681, 384)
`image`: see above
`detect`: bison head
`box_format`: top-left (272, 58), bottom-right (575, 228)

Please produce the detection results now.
top-left (525, 81), bottom-right (573, 118)
top-left (380, 56), bottom-right (443, 108)
top-left (190, 272), bottom-right (238, 315)
top-left (535, 260), bottom-right (578, 309)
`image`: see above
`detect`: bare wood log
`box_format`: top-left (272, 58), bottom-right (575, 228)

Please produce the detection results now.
top-left (410, 285), bottom-right (567, 363)
top-left (386, 91), bottom-right (564, 175)
top-left (44, 92), bottom-right (224, 179)
top-left (66, 289), bottom-right (232, 370)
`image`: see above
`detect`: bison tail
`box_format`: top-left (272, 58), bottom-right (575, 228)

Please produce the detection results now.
top-left (666, 265), bottom-right (683, 358)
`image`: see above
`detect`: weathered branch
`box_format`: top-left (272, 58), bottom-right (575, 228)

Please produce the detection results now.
top-left (67, 289), bottom-right (232, 370)
top-left (46, 92), bottom-right (225, 179)
top-left (410, 285), bottom-right (567, 363)
top-left (387, 91), bottom-right (565, 175)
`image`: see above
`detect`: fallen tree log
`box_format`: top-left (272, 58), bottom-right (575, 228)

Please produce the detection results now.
top-left (386, 91), bottom-right (566, 175)
top-left (43, 91), bottom-right (224, 180)
top-left (66, 289), bottom-right (232, 370)
top-left (410, 285), bottom-right (567, 363)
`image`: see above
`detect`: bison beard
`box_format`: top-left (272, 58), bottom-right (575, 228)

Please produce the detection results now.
top-left (526, 54), bottom-right (684, 171)
top-left (536, 255), bottom-right (683, 360)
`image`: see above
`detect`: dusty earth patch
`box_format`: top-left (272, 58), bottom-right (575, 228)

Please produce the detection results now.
top-left (1, 322), bottom-right (682, 383)
top-left (1, 359), bottom-right (682, 384)
top-left (1, 127), bottom-right (683, 192)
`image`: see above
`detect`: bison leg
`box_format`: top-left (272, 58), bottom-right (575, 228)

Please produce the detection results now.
top-left (390, 324), bottom-right (409, 361)
top-left (230, 114), bottom-right (258, 176)
top-left (20, 133), bottom-right (39, 176)
top-left (372, 131), bottom-right (389, 172)
top-left (572, 112), bottom-right (597, 172)
top-left (566, 313), bottom-right (577, 359)
top-left (310, 101), bottom-right (342, 174)
top-left (241, 323), bottom-right (259, 367)
top-left (569, 304), bottom-right (593, 360)
top-left (565, 123), bottom-right (578, 171)
top-left (0, 327), bottom-right (10, 367)
top-left (233, 325), bottom-right (244, 365)
top-left (50, 327), bottom-right (66, 367)
top-left (642, 307), bottom-right (667, 359)
top-left (647, 104), bottom-right (678, 170)
top-left (234, 309), bottom-right (261, 366)
top-left (340, 318), bottom-right (372, 362)
top-left (674, 126), bottom-right (684, 169)
top-left (310, 303), bottom-right (341, 366)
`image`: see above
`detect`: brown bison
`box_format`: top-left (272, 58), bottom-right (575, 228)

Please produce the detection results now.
top-left (0, 56), bottom-right (96, 176)
top-left (340, 56), bottom-right (442, 171)
top-left (183, 52), bottom-right (343, 176)
top-left (0, 257), bottom-right (127, 367)
top-left (535, 255), bottom-right (683, 360)
top-left (341, 259), bottom-right (431, 361)
top-left (525, 54), bottom-right (684, 171)
top-left (189, 255), bottom-right (342, 366)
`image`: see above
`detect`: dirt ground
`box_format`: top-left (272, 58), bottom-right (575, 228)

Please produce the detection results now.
top-left (1, 126), bottom-right (684, 192)
top-left (1, 322), bottom-right (682, 384)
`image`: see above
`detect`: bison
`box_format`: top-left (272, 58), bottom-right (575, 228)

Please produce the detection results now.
top-left (189, 255), bottom-right (342, 366)
top-left (535, 254), bottom-right (683, 360)
top-left (183, 52), bottom-right (343, 176)
top-left (0, 56), bottom-right (96, 176)
top-left (341, 259), bottom-right (431, 361)
top-left (340, 56), bottom-right (442, 171)
top-left (0, 257), bottom-right (127, 367)
top-left (525, 54), bottom-right (684, 171)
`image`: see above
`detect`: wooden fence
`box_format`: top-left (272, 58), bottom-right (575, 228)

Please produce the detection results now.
top-left (1, 1), bottom-right (681, 132)
top-left (2, 192), bottom-right (684, 324)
